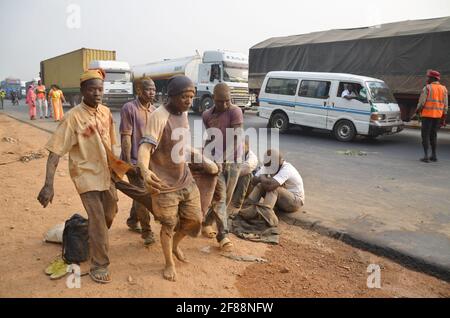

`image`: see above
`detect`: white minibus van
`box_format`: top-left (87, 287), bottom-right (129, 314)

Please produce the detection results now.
top-left (258, 72), bottom-right (404, 141)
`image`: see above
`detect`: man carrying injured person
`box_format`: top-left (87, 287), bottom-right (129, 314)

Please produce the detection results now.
top-left (241, 149), bottom-right (305, 221)
top-left (137, 75), bottom-right (217, 282)
top-left (201, 83), bottom-right (244, 252)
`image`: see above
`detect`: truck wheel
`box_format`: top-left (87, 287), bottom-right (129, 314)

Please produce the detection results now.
top-left (198, 96), bottom-right (213, 113)
top-left (270, 112), bottom-right (290, 134)
top-left (333, 120), bottom-right (356, 142)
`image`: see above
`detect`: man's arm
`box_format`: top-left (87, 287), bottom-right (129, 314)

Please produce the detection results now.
top-left (121, 134), bottom-right (132, 164)
top-left (189, 146), bottom-right (220, 175)
top-left (137, 143), bottom-right (166, 194)
top-left (224, 122), bottom-right (243, 162)
top-left (37, 152), bottom-right (60, 208)
top-left (416, 86), bottom-right (428, 114)
top-left (260, 175), bottom-right (281, 192)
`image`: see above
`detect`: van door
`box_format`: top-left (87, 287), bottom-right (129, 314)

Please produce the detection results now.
top-left (327, 81), bottom-right (371, 134)
top-left (295, 79), bottom-right (331, 129)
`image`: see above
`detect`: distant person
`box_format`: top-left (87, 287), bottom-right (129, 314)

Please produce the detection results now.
top-left (341, 84), bottom-right (357, 100)
top-left (119, 77), bottom-right (157, 246)
top-left (11, 91), bottom-right (19, 105)
top-left (36, 80), bottom-right (48, 119)
top-left (48, 85), bottom-right (66, 121)
top-left (416, 70), bottom-right (448, 163)
top-left (0, 89), bottom-right (5, 109)
top-left (26, 85), bottom-right (37, 120)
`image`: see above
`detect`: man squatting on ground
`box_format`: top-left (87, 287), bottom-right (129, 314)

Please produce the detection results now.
top-left (241, 149), bottom-right (305, 222)
top-left (120, 76), bottom-right (157, 245)
top-left (201, 83), bottom-right (244, 252)
top-left (37, 69), bottom-right (118, 284)
top-left (137, 75), bottom-right (218, 282)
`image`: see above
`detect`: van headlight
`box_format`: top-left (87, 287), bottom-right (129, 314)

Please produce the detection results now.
top-left (370, 113), bottom-right (386, 121)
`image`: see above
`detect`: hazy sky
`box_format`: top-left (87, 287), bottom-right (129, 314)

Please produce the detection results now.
top-left (1, 0), bottom-right (450, 80)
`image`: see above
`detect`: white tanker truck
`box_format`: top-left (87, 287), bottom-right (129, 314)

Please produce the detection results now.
top-left (132, 50), bottom-right (250, 113)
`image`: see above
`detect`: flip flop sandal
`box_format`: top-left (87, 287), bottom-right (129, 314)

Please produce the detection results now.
top-left (202, 225), bottom-right (217, 239)
top-left (89, 268), bottom-right (112, 284)
top-left (45, 258), bottom-right (67, 276)
top-left (50, 265), bottom-right (69, 280)
top-left (219, 238), bottom-right (234, 252)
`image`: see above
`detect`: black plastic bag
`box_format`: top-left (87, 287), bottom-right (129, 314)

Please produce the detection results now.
top-left (62, 214), bottom-right (89, 264)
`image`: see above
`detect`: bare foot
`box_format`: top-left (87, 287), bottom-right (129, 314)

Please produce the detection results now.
top-left (163, 265), bottom-right (177, 282)
top-left (173, 247), bottom-right (189, 263)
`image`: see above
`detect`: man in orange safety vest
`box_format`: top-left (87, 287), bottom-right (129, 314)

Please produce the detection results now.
top-left (416, 70), bottom-right (448, 163)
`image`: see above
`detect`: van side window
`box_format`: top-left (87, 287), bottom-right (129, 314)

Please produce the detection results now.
top-left (265, 78), bottom-right (299, 96)
top-left (298, 80), bottom-right (330, 99)
top-left (338, 82), bottom-right (363, 98)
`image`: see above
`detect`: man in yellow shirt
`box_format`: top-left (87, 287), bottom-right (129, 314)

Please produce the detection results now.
top-left (37, 69), bottom-right (118, 284)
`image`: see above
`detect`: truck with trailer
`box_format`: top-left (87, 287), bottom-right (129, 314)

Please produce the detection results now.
top-left (249, 16), bottom-right (450, 123)
top-left (1, 78), bottom-right (21, 99)
top-left (132, 50), bottom-right (250, 113)
top-left (40, 48), bottom-right (134, 108)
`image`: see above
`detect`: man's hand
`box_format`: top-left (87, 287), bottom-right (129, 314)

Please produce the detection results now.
top-left (441, 114), bottom-right (447, 127)
top-left (37, 185), bottom-right (54, 208)
top-left (141, 168), bottom-right (166, 195)
top-left (252, 175), bottom-right (261, 186)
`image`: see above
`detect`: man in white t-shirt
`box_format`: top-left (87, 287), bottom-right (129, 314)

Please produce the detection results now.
top-left (341, 84), bottom-right (358, 100)
top-left (245, 149), bottom-right (304, 214)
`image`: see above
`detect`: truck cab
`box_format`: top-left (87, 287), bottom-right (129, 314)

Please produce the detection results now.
top-left (89, 60), bottom-right (134, 108)
top-left (194, 51), bottom-right (250, 113)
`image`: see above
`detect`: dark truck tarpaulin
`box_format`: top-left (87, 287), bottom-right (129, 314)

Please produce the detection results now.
top-left (249, 17), bottom-right (450, 96)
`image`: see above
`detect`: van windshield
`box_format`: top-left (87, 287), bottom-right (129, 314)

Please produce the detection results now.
top-left (105, 72), bottom-right (131, 82)
top-left (367, 81), bottom-right (396, 104)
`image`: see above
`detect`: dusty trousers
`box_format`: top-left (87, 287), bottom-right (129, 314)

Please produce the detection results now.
top-left (246, 183), bottom-right (302, 213)
top-left (79, 184), bottom-right (118, 270)
top-left (204, 163), bottom-right (241, 242)
top-left (126, 171), bottom-right (152, 237)
top-left (229, 173), bottom-right (253, 211)
top-left (421, 117), bottom-right (441, 157)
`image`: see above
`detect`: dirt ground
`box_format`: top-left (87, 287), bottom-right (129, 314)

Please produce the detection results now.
top-left (0, 113), bottom-right (449, 298)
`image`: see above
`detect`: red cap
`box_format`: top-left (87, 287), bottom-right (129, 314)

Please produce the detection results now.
top-left (427, 70), bottom-right (441, 80)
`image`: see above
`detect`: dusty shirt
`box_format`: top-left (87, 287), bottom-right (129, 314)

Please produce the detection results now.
top-left (119, 99), bottom-right (156, 164)
top-left (141, 106), bottom-right (193, 193)
top-left (45, 102), bottom-right (117, 194)
top-left (202, 105), bottom-right (244, 162)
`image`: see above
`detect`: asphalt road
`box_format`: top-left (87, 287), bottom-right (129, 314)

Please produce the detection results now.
top-left (2, 100), bottom-right (450, 276)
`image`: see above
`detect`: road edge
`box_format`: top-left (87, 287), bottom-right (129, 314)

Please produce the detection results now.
top-left (279, 213), bottom-right (450, 283)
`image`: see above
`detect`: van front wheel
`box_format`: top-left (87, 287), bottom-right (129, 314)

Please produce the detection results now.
top-left (270, 112), bottom-right (289, 133)
top-left (333, 120), bottom-right (356, 142)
